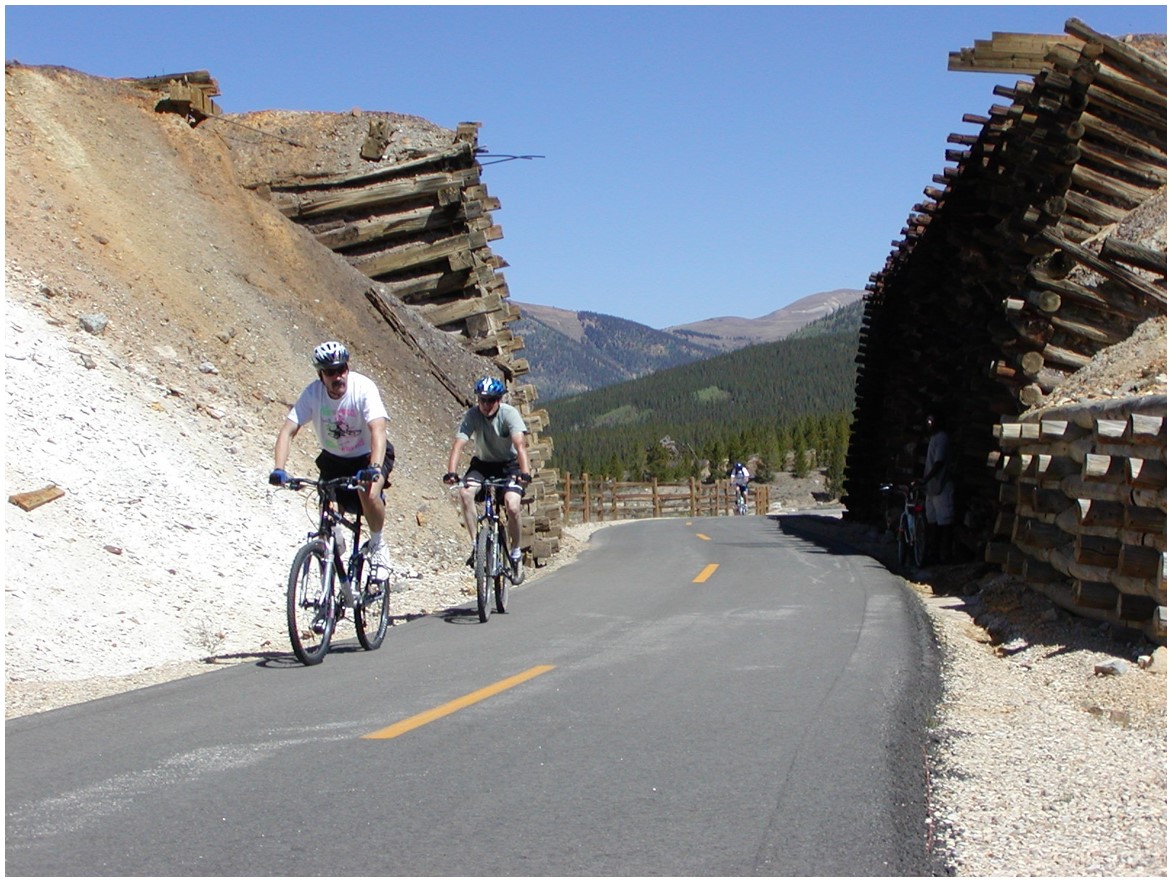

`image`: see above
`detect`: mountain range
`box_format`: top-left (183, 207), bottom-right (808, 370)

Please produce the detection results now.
top-left (513, 289), bottom-right (865, 400)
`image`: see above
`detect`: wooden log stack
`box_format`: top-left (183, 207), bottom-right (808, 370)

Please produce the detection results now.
top-left (128, 71), bottom-right (222, 122)
top-left (844, 19), bottom-right (1166, 639)
top-left (251, 121), bottom-right (563, 564)
top-left (989, 396), bottom-right (1166, 640)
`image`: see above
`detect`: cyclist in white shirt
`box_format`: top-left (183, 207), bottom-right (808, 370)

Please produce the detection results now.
top-left (269, 341), bottom-right (393, 581)
top-left (729, 461), bottom-right (751, 510)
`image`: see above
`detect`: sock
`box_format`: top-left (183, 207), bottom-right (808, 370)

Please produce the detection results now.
top-left (367, 533), bottom-right (383, 551)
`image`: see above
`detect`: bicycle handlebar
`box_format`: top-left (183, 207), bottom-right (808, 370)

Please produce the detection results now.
top-left (279, 475), bottom-right (373, 493)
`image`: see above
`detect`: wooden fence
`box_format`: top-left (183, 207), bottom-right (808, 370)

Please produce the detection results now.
top-left (561, 475), bottom-right (770, 523)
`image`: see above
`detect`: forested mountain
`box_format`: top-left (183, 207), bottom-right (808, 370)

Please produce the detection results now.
top-left (788, 297), bottom-right (866, 339)
top-left (545, 330), bottom-right (859, 484)
top-left (515, 289), bottom-right (864, 400)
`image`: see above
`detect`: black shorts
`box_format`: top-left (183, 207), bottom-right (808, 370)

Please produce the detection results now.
top-left (465, 457), bottom-right (524, 494)
top-left (316, 445), bottom-right (395, 512)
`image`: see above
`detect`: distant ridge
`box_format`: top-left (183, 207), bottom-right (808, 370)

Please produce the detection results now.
top-left (513, 289), bottom-right (866, 399)
top-left (664, 289), bottom-right (865, 351)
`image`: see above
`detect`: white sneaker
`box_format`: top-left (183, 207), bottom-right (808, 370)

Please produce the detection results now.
top-left (365, 541), bottom-right (391, 583)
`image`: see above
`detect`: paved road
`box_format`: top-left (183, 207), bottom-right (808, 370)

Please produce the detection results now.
top-left (6, 515), bottom-right (939, 875)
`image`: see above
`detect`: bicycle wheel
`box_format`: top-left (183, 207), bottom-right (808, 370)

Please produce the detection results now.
top-left (475, 525), bottom-right (492, 622)
top-left (494, 524), bottom-right (509, 614)
top-left (355, 554), bottom-right (389, 651)
top-left (896, 517), bottom-right (910, 567)
top-left (912, 514), bottom-right (928, 568)
top-left (287, 540), bottom-right (336, 665)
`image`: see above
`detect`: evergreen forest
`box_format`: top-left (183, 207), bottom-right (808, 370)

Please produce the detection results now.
top-left (544, 303), bottom-right (862, 493)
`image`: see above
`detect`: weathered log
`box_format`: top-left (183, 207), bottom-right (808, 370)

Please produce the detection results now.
top-left (1116, 592), bottom-right (1159, 623)
top-left (1035, 228), bottom-right (1167, 306)
top-left (1064, 17), bottom-right (1168, 89)
top-left (1076, 533), bottom-right (1121, 567)
top-left (1074, 580), bottom-right (1118, 610)
top-left (1099, 238), bottom-right (1168, 276)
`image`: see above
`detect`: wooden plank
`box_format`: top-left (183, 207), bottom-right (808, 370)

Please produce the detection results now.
top-left (8, 484), bottom-right (65, 511)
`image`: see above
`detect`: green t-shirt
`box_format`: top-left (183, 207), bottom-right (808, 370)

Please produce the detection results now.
top-left (457, 402), bottom-right (527, 462)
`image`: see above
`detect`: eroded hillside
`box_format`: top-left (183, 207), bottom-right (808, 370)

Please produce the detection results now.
top-left (4, 65), bottom-right (499, 691)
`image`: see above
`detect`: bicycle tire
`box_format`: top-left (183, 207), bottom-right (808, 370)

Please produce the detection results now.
top-left (354, 553), bottom-right (389, 651)
top-left (912, 514), bottom-right (928, 568)
top-left (475, 525), bottom-right (492, 622)
top-left (494, 523), bottom-right (509, 614)
top-left (896, 517), bottom-right (910, 567)
top-left (287, 540), bottom-right (336, 665)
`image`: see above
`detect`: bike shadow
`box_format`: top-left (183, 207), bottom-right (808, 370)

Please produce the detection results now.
top-left (439, 603), bottom-right (493, 624)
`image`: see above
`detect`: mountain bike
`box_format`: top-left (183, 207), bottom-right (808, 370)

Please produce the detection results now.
top-left (470, 476), bottom-right (524, 623)
top-left (278, 474), bottom-right (390, 665)
top-left (734, 485), bottom-right (749, 516)
top-left (880, 482), bottom-right (927, 568)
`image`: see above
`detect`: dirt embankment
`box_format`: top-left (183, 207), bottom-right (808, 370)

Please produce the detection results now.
top-left (4, 64), bottom-right (497, 709)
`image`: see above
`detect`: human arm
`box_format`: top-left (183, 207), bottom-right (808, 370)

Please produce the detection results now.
top-left (273, 418), bottom-right (301, 471)
top-left (444, 437), bottom-right (468, 483)
top-left (512, 429), bottom-right (531, 480)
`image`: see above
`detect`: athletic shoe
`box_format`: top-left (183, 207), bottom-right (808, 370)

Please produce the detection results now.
top-left (365, 540), bottom-right (391, 583)
top-left (509, 553), bottom-right (524, 585)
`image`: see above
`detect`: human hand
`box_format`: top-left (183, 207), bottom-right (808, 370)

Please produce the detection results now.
top-left (269, 468), bottom-right (289, 487)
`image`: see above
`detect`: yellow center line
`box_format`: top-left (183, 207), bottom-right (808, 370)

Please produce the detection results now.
top-left (693, 563), bottom-right (719, 583)
top-left (696, 533), bottom-right (711, 541)
top-left (361, 664), bottom-right (556, 740)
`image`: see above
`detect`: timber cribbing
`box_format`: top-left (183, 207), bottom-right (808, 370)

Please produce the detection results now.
top-left (246, 121), bottom-right (562, 563)
top-left (843, 18), bottom-right (1166, 641)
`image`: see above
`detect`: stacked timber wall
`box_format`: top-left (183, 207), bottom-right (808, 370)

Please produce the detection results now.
top-left (990, 396), bottom-right (1165, 641)
top-left (844, 19), bottom-right (1166, 639)
top-left (248, 122), bottom-right (562, 564)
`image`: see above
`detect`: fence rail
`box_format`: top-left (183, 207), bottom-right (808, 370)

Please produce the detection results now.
top-left (561, 475), bottom-right (769, 523)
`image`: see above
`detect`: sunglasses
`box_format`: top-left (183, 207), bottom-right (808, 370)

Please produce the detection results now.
top-left (478, 396), bottom-right (501, 405)
top-left (321, 365), bottom-right (348, 378)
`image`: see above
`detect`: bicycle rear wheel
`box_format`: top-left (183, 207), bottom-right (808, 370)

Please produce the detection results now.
top-left (475, 525), bottom-right (492, 622)
top-left (355, 555), bottom-right (389, 650)
top-left (287, 540), bottom-right (336, 665)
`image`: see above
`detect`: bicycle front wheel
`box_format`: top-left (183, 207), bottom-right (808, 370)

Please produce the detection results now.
top-left (475, 525), bottom-right (492, 622)
top-left (287, 540), bottom-right (336, 665)
top-left (494, 524), bottom-right (509, 614)
top-left (355, 555), bottom-right (389, 651)
top-left (896, 516), bottom-right (910, 567)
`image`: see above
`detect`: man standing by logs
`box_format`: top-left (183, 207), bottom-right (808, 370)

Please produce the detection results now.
top-left (922, 412), bottom-right (955, 564)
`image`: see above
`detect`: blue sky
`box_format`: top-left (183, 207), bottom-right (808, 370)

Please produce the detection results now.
top-left (5, 4), bottom-right (1167, 328)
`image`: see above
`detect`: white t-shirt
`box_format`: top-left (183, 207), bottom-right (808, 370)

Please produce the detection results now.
top-left (286, 371), bottom-right (388, 458)
top-left (731, 467), bottom-right (751, 487)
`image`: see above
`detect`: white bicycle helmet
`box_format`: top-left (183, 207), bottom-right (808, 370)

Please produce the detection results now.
top-left (312, 341), bottom-right (349, 369)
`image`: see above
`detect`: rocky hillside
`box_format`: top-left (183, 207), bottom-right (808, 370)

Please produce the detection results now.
top-left (4, 64), bottom-right (497, 687)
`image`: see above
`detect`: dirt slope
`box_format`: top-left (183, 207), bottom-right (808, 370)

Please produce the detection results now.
top-left (4, 65), bottom-right (499, 707)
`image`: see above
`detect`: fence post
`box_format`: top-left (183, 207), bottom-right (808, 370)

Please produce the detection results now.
top-left (652, 477), bottom-right (661, 517)
top-left (583, 472), bottom-right (591, 523)
top-left (689, 476), bottom-right (697, 517)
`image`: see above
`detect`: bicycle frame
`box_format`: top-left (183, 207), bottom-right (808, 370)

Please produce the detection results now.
top-left (468, 477), bottom-right (520, 622)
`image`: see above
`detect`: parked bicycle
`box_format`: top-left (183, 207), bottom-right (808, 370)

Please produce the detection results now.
top-left (277, 474), bottom-right (390, 664)
top-left (469, 476), bottom-right (524, 623)
top-left (880, 482), bottom-right (927, 568)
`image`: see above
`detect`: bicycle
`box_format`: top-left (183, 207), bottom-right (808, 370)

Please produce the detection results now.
top-left (734, 485), bottom-right (749, 516)
top-left (880, 482), bottom-right (927, 568)
top-left (278, 474), bottom-right (390, 665)
top-left (469, 476), bottom-right (524, 623)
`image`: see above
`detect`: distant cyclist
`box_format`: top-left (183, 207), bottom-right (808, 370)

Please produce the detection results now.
top-left (729, 460), bottom-right (751, 511)
top-left (269, 341), bottom-right (394, 581)
top-left (443, 377), bottom-right (531, 583)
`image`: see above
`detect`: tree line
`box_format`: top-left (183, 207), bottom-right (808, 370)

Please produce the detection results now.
top-left (544, 328), bottom-right (858, 495)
